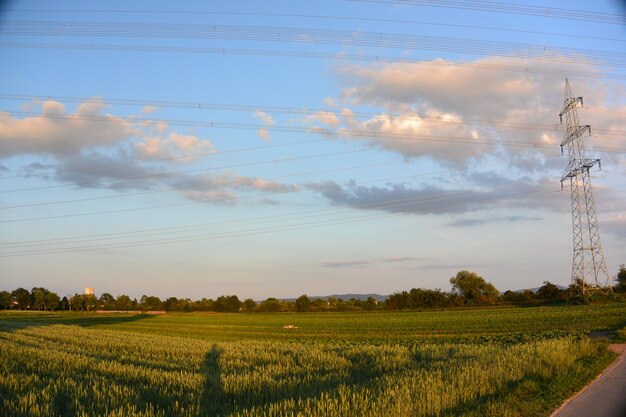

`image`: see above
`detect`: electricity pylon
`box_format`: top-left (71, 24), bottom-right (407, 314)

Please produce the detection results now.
top-left (558, 79), bottom-right (611, 295)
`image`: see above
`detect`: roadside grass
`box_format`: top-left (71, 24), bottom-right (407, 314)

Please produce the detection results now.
top-left (441, 343), bottom-right (616, 417)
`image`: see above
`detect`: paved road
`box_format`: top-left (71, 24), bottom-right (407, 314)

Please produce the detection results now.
top-left (552, 345), bottom-right (626, 417)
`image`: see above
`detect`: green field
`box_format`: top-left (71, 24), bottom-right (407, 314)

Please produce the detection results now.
top-left (1, 304), bottom-right (625, 417)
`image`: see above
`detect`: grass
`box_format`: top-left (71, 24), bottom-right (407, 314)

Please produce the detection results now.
top-left (0, 303), bottom-right (625, 417)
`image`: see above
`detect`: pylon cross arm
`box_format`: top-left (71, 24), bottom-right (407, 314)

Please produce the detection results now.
top-left (560, 125), bottom-right (591, 147)
top-left (582, 158), bottom-right (600, 169)
top-left (559, 96), bottom-right (583, 122)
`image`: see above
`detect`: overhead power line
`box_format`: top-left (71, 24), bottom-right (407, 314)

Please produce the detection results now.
top-left (0, 109), bottom-right (621, 191)
top-left (0, 169), bottom-right (506, 247)
top-left (0, 186), bottom-right (557, 257)
top-left (1, 21), bottom-right (625, 69)
top-left (0, 159), bottom-right (519, 220)
top-left (2, 110), bottom-right (622, 160)
top-left (0, 185), bottom-right (504, 247)
top-left (2, 41), bottom-right (624, 82)
top-left (2, 93), bottom-right (625, 138)
top-left (348, 0), bottom-right (626, 25)
top-left (0, 111), bottom-right (621, 194)
top-left (5, 9), bottom-right (626, 44)
top-left (0, 159), bottom-right (411, 209)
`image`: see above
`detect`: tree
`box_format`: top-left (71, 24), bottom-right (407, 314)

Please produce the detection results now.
top-left (139, 295), bottom-right (163, 311)
top-left (115, 294), bottom-right (135, 311)
top-left (0, 291), bottom-right (11, 309)
top-left (616, 264), bottom-right (626, 292)
top-left (311, 298), bottom-right (328, 311)
top-left (259, 298), bottom-right (282, 313)
top-left (346, 298), bottom-right (363, 311)
top-left (333, 298), bottom-right (348, 312)
top-left (163, 297), bottom-right (179, 311)
top-left (115, 294), bottom-right (134, 310)
top-left (195, 298), bottom-right (214, 311)
top-left (69, 294), bottom-right (84, 311)
top-left (450, 270), bottom-right (499, 304)
top-left (84, 294), bottom-right (97, 311)
top-left (501, 289), bottom-right (535, 304)
top-left (45, 292), bottom-right (61, 311)
top-left (242, 298), bottom-right (257, 312)
top-left (536, 281), bottom-right (563, 301)
top-left (214, 295), bottom-right (241, 312)
top-left (176, 298), bottom-right (192, 312)
top-left (31, 287), bottom-right (48, 310)
top-left (568, 278), bottom-right (585, 297)
top-left (385, 291), bottom-right (410, 310)
top-left (99, 293), bottom-right (116, 310)
top-left (11, 288), bottom-right (31, 309)
top-left (295, 295), bottom-right (311, 312)
top-left (364, 296), bottom-right (378, 311)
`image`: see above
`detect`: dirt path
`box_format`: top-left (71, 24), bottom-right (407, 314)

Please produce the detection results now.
top-left (551, 344), bottom-right (626, 417)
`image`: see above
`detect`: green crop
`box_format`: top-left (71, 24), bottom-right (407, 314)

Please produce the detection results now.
top-left (0, 303), bottom-right (624, 417)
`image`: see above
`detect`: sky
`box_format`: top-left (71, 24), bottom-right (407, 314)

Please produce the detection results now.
top-left (0, 0), bottom-right (625, 300)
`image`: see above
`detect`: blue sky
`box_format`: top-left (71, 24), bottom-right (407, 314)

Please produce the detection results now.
top-left (1, 0), bottom-right (625, 299)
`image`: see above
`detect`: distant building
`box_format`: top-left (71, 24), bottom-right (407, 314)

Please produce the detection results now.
top-left (85, 287), bottom-right (94, 295)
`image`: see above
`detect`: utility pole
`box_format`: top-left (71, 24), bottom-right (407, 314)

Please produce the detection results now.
top-left (558, 79), bottom-right (611, 295)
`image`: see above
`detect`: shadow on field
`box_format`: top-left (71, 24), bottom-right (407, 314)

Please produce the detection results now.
top-left (60, 313), bottom-right (157, 327)
top-left (0, 312), bottom-right (156, 332)
top-left (198, 345), bottom-right (383, 416)
top-left (200, 345), bottom-right (233, 417)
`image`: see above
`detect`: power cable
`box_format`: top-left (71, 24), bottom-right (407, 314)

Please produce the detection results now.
top-left (0, 159), bottom-right (407, 209)
top-left (1, 21), bottom-right (625, 68)
top-left (1, 93), bottom-right (624, 138)
top-left (0, 187), bottom-right (496, 248)
top-left (348, 0), bottom-right (626, 25)
top-left (0, 160), bottom-right (516, 222)
top-left (1, 110), bottom-right (621, 157)
top-left (0, 112), bottom-right (620, 194)
top-left (1, 42), bottom-right (624, 81)
top-left (4, 9), bottom-right (625, 44)
top-left (0, 186), bottom-right (557, 257)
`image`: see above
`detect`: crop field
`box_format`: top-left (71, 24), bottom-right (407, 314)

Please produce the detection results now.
top-left (1, 304), bottom-right (625, 417)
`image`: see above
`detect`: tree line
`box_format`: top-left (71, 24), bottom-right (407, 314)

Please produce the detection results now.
top-left (2, 266), bottom-right (625, 312)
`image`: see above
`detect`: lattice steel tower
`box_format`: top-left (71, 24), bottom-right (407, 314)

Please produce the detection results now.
top-left (558, 79), bottom-right (611, 295)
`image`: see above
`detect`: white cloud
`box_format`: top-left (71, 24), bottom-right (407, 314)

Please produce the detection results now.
top-left (180, 189), bottom-right (239, 205)
top-left (337, 57), bottom-right (599, 116)
top-left (257, 128), bottom-right (271, 141)
top-left (53, 151), bottom-right (159, 190)
top-left (253, 111), bottom-right (275, 141)
top-left (172, 172), bottom-right (299, 205)
top-left (602, 212), bottom-right (626, 238)
top-left (336, 108), bottom-right (491, 164)
top-left (253, 111), bottom-right (275, 126)
top-left (0, 100), bottom-right (136, 157)
top-left (322, 96), bottom-right (337, 107)
top-left (0, 98), bottom-right (301, 207)
top-left (135, 132), bottom-right (214, 160)
top-left (174, 172), bottom-right (299, 194)
top-left (141, 105), bottom-right (159, 114)
top-left (316, 56), bottom-right (626, 172)
top-left (307, 174), bottom-right (569, 216)
top-left (306, 111), bottom-right (340, 126)
top-left (76, 97), bottom-right (107, 116)
top-left (322, 257), bottom-right (420, 268)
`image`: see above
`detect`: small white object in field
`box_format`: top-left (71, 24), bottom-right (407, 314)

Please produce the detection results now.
top-left (282, 324), bottom-right (298, 330)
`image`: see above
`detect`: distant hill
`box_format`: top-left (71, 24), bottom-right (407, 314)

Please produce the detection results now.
top-left (512, 284), bottom-right (568, 294)
top-left (281, 293), bottom-right (387, 302)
